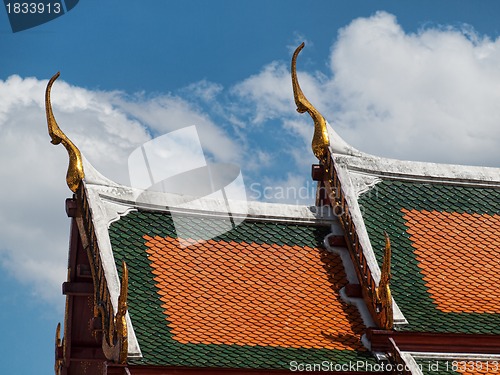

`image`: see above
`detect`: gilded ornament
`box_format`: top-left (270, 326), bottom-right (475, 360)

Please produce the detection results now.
top-left (54, 322), bottom-right (63, 375)
top-left (291, 42), bottom-right (330, 161)
top-left (116, 260), bottom-right (129, 364)
top-left (101, 261), bottom-right (129, 364)
top-left (376, 232), bottom-right (394, 330)
top-left (45, 72), bottom-right (84, 192)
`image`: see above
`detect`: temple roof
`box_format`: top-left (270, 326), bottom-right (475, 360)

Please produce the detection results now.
top-left (48, 42), bottom-right (500, 373)
top-left (71, 149), bottom-right (388, 367)
top-left (77, 120), bottom-right (500, 370)
top-left (108, 210), bottom-right (375, 368)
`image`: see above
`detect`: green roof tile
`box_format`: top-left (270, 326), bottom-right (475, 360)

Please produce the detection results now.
top-left (358, 180), bottom-right (500, 334)
top-left (109, 210), bottom-right (376, 368)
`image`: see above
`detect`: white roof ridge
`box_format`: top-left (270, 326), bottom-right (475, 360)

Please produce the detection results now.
top-left (326, 122), bottom-right (500, 186)
top-left (334, 153), bottom-right (500, 186)
top-left (94, 188), bottom-right (338, 224)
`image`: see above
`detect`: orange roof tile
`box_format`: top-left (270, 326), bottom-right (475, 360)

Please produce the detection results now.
top-left (402, 209), bottom-right (500, 314)
top-left (144, 234), bottom-right (365, 350)
top-left (454, 361), bottom-right (500, 374)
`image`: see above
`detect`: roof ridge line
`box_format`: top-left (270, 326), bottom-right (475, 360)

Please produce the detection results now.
top-left (334, 154), bottom-right (500, 187)
top-left (97, 192), bottom-right (339, 225)
top-left (348, 167), bottom-right (500, 187)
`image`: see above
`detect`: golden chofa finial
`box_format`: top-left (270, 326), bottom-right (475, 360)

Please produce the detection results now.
top-left (45, 72), bottom-right (84, 192)
top-left (291, 42), bottom-right (330, 161)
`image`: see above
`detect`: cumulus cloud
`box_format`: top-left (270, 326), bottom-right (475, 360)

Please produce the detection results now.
top-left (329, 11), bottom-right (500, 166)
top-left (111, 94), bottom-right (241, 165)
top-left (0, 75), bottom-right (154, 310)
top-left (0, 78), bottom-right (79, 308)
top-left (231, 61), bottom-right (296, 125)
top-left (182, 79), bottom-right (223, 102)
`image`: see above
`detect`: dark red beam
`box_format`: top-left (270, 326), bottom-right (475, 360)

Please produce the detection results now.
top-left (59, 346), bottom-right (106, 361)
top-left (368, 329), bottom-right (500, 354)
top-left (62, 281), bottom-right (93, 296)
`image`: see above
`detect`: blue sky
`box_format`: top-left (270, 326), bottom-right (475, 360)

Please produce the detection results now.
top-left (2, 1), bottom-right (500, 374)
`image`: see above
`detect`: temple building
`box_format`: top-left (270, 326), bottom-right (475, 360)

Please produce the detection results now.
top-left (49, 44), bottom-right (500, 375)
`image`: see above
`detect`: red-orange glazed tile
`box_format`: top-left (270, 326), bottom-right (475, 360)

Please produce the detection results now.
top-left (144, 236), bottom-right (364, 350)
top-left (402, 209), bottom-right (500, 313)
top-left (454, 361), bottom-right (500, 375)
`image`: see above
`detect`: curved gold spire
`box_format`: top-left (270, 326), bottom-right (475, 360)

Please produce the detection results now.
top-left (291, 42), bottom-right (330, 161)
top-left (45, 72), bottom-right (84, 192)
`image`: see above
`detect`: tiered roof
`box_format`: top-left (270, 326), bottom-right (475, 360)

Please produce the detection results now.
top-left (48, 43), bottom-right (500, 375)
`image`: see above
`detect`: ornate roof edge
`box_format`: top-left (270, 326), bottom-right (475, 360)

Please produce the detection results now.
top-left (46, 73), bottom-right (141, 361)
top-left (332, 162), bottom-right (407, 326)
top-left (398, 352), bottom-right (423, 375)
top-left (84, 179), bottom-right (341, 226)
top-left (82, 156), bottom-right (122, 188)
top-left (333, 152), bottom-right (500, 187)
top-left (324, 233), bottom-right (376, 329)
top-left (80, 154), bottom-right (341, 225)
top-left (291, 43), bottom-right (365, 159)
top-left (292, 43), bottom-right (330, 160)
top-left (81, 183), bottom-right (142, 360)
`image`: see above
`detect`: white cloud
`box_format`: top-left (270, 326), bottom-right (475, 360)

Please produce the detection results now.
top-left (0, 76), bottom-right (79, 308)
top-left (47, 81), bottom-right (151, 184)
top-left (248, 173), bottom-right (316, 205)
top-left (112, 94), bottom-right (241, 165)
top-left (231, 61), bottom-right (296, 125)
top-left (182, 79), bottom-right (223, 102)
top-left (243, 149), bottom-right (273, 172)
top-left (328, 11), bottom-right (500, 166)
